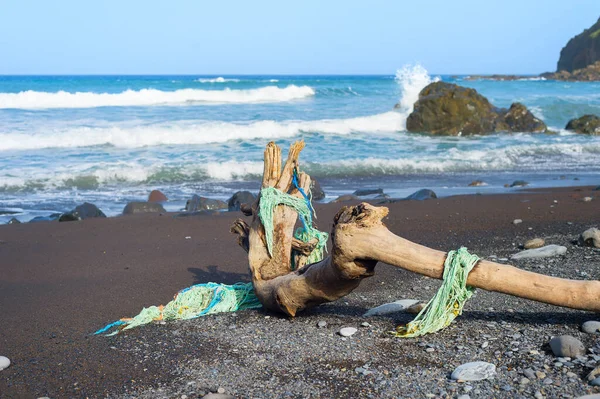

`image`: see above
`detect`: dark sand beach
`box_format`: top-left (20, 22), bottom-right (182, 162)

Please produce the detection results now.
top-left (1, 187), bottom-right (600, 398)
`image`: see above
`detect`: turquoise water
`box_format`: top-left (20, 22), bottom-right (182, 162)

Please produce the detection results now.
top-left (1, 66), bottom-right (599, 221)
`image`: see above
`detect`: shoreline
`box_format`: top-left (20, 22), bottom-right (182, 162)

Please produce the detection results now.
top-left (1, 186), bottom-right (600, 398)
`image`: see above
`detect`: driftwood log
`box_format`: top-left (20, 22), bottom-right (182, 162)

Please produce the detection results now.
top-left (231, 141), bottom-right (600, 317)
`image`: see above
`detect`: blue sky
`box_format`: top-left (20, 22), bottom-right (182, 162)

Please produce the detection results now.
top-left (1, 0), bottom-right (599, 75)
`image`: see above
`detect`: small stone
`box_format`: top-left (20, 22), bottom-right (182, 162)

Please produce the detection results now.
top-left (543, 378), bottom-right (553, 385)
top-left (583, 321), bottom-right (600, 334)
top-left (361, 322), bottom-right (371, 327)
top-left (511, 245), bottom-right (567, 260)
top-left (481, 341), bottom-right (489, 349)
top-left (501, 385), bottom-right (512, 391)
top-left (536, 370), bottom-right (547, 379)
top-left (513, 219), bottom-right (523, 225)
top-left (317, 321), bottom-right (327, 328)
top-left (0, 356), bottom-right (10, 371)
top-left (450, 361), bottom-right (496, 381)
top-left (534, 391), bottom-right (543, 399)
top-left (566, 372), bottom-right (577, 378)
top-left (523, 369), bottom-right (536, 379)
top-left (363, 299), bottom-right (420, 316)
top-left (524, 238), bottom-right (545, 249)
top-left (339, 327), bottom-right (357, 337)
top-left (549, 335), bottom-right (586, 358)
top-left (584, 196), bottom-right (593, 202)
top-left (457, 395), bottom-right (470, 399)
top-left (591, 377), bottom-right (600, 386)
top-left (520, 377), bottom-right (530, 385)
top-left (580, 228), bottom-right (600, 248)
top-left (425, 347), bottom-right (435, 353)
top-left (217, 387), bottom-right (226, 394)
top-left (510, 180), bottom-right (529, 187)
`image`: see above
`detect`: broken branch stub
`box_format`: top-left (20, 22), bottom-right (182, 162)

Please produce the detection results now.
top-left (231, 141), bottom-right (600, 316)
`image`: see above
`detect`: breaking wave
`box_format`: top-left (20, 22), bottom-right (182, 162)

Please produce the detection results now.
top-left (0, 112), bottom-right (403, 150)
top-left (395, 64), bottom-right (440, 129)
top-left (0, 85), bottom-right (315, 109)
top-left (196, 77), bottom-right (241, 83)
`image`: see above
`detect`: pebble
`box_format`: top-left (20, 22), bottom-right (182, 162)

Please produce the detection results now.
top-left (425, 347), bottom-right (435, 353)
top-left (592, 377), bottom-right (600, 386)
top-left (317, 321), bottom-right (327, 328)
top-left (513, 219), bottom-right (523, 225)
top-left (362, 299), bottom-right (420, 316)
top-left (339, 327), bottom-right (357, 337)
top-left (457, 395), bottom-right (470, 399)
top-left (361, 322), bottom-right (371, 327)
top-left (583, 196), bottom-right (593, 202)
top-left (523, 369), bottom-right (535, 379)
top-left (0, 356), bottom-right (10, 371)
top-left (536, 370), bottom-right (547, 379)
top-left (450, 361), bottom-right (496, 381)
top-left (201, 394), bottom-right (235, 399)
top-left (580, 227), bottom-right (600, 248)
top-left (534, 391), bottom-right (543, 399)
top-left (543, 378), bottom-right (553, 385)
top-left (582, 321), bottom-right (600, 334)
top-left (549, 335), bottom-right (586, 357)
top-left (519, 377), bottom-right (530, 385)
top-left (524, 238), bottom-right (545, 249)
top-left (481, 341), bottom-right (489, 349)
top-left (511, 245), bottom-right (567, 259)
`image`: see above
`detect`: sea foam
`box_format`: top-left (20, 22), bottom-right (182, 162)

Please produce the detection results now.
top-left (394, 64), bottom-right (440, 129)
top-left (0, 85), bottom-right (314, 109)
top-left (0, 112), bottom-right (403, 151)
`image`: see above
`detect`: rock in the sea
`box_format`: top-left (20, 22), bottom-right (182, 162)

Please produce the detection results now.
top-left (582, 321), bottom-right (600, 334)
top-left (524, 238), bottom-right (545, 249)
top-left (468, 180), bottom-right (486, 187)
top-left (310, 179), bottom-right (326, 201)
top-left (502, 103), bottom-right (547, 133)
top-left (579, 227), bottom-right (600, 248)
top-left (29, 213), bottom-right (61, 223)
top-left (185, 194), bottom-right (227, 212)
top-left (339, 327), bottom-right (357, 337)
top-left (227, 191), bottom-right (256, 212)
top-left (0, 356), bottom-right (10, 371)
top-left (122, 202), bottom-right (166, 215)
top-left (7, 217), bottom-right (20, 225)
top-left (353, 188), bottom-right (384, 196)
top-left (59, 202), bottom-right (106, 222)
top-left (450, 361), bottom-right (496, 381)
top-left (511, 245), bottom-right (567, 259)
top-left (510, 180), bottom-right (529, 187)
top-left (566, 115), bottom-right (600, 135)
top-left (148, 189), bottom-right (168, 203)
top-left (549, 335), bottom-right (585, 358)
top-left (405, 189), bottom-right (437, 201)
top-left (405, 82), bottom-right (547, 135)
top-left (332, 194), bottom-right (359, 203)
top-left (363, 299), bottom-right (421, 317)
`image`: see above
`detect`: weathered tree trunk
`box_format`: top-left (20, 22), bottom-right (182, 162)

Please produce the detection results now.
top-left (232, 141), bottom-right (600, 316)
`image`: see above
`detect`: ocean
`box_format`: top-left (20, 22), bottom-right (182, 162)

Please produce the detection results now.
top-left (1, 65), bottom-right (599, 222)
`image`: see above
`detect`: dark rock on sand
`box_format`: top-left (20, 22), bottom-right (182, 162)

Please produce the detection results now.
top-left (405, 82), bottom-right (547, 135)
top-left (353, 188), bottom-right (384, 196)
top-left (468, 180), bottom-right (486, 187)
top-left (59, 202), bottom-right (107, 222)
top-left (332, 194), bottom-right (359, 203)
top-left (148, 190), bottom-right (168, 203)
top-left (123, 202), bottom-right (166, 215)
top-left (227, 191), bottom-right (256, 212)
top-left (579, 227), bottom-right (600, 248)
top-left (185, 195), bottom-right (227, 212)
top-left (566, 115), bottom-right (600, 135)
top-left (7, 217), bottom-right (21, 225)
top-left (549, 335), bottom-right (586, 358)
top-left (510, 180), bottom-right (529, 187)
top-left (310, 179), bottom-right (325, 201)
top-left (29, 213), bottom-right (61, 223)
top-left (557, 17), bottom-right (600, 73)
top-left (405, 189), bottom-right (437, 201)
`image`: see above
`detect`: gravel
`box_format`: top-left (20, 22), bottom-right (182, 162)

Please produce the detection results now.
top-left (112, 233), bottom-right (600, 399)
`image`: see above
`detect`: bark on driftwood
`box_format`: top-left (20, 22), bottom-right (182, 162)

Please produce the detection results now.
top-left (232, 141), bottom-right (600, 316)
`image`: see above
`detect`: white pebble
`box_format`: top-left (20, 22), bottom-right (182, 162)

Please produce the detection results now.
top-left (0, 356), bottom-right (10, 371)
top-left (513, 219), bottom-right (523, 225)
top-left (583, 197), bottom-right (593, 202)
top-left (339, 327), bottom-right (357, 337)
top-left (451, 361), bottom-right (496, 381)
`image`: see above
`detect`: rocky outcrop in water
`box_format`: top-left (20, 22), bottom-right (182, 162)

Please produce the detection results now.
top-left (405, 82), bottom-right (547, 135)
top-left (565, 114), bottom-right (600, 135)
top-left (541, 61), bottom-right (600, 81)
